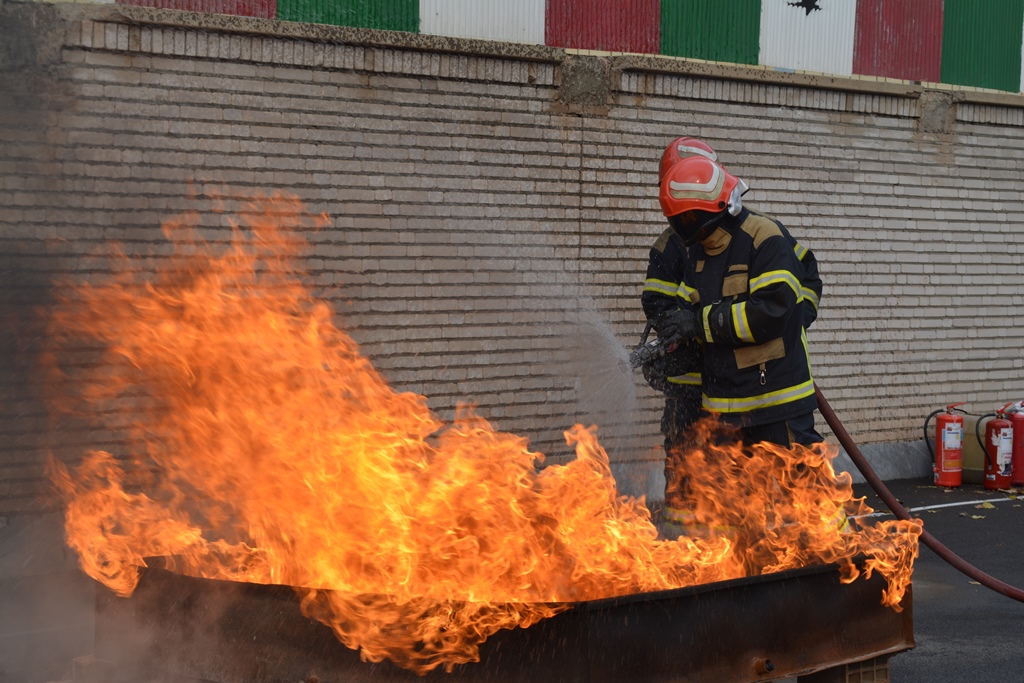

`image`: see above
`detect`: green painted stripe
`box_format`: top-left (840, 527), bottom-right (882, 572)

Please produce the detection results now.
top-left (278, 0), bottom-right (419, 31)
top-left (660, 0), bottom-right (761, 65)
top-left (940, 0), bottom-right (1024, 92)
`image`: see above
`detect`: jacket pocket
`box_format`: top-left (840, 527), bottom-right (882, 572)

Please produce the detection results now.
top-left (722, 273), bottom-right (748, 298)
top-left (734, 337), bottom-right (785, 369)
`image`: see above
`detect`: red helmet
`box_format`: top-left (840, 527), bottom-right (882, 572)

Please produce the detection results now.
top-left (659, 155), bottom-right (739, 218)
top-left (658, 137), bottom-right (718, 183)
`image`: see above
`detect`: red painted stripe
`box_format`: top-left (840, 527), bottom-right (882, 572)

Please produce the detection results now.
top-left (546, 0), bottom-right (660, 54)
top-left (854, 0), bottom-right (943, 83)
top-left (116, 0), bottom-right (276, 20)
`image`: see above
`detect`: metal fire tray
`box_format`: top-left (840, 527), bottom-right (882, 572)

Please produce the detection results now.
top-left (95, 557), bottom-right (913, 683)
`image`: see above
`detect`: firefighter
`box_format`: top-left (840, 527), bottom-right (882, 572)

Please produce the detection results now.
top-left (641, 138), bottom-right (717, 526)
top-left (643, 139), bottom-right (719, 442)
top-left (643, 139), bottom-right (823, 529)
top-left (658, 154), bottom-right (823, 449)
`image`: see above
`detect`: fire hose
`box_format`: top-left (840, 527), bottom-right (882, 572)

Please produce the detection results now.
top-left (815, 385), bottom-right (1024, 603)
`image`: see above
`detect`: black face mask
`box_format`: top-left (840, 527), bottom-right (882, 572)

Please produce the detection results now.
top-left (666, 209), bottom-right (724, 246)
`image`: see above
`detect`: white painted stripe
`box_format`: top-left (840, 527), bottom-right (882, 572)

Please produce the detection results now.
top-left (420, 0), bottom-right (545, 44)
top-left (759, 0), bottom-right (856, 77)
top-left (859, 496), bottom-right (1018, 519)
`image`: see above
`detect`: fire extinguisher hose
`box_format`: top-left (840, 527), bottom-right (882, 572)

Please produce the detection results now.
top-left (921, 408), bottom-right (944, 462)
top-left (974, 413), bottom-right (998, 473)
top-left (814, 385), bottom-right (1024, 604)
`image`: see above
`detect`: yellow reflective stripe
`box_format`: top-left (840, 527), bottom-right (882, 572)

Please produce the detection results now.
top-left (801, 286), bottom-right (820, 310)
top-left (829, 507), bottom-right (850, 533)
top-left (793, 242), bottom-right (808, 260)
top-left (750, 270), bottom-right (800, 298)
top-left (801, 327), bottom-right (814, 378)
top-left (663, 506), bottom-right (697, 524)
top-left (644, 278), bottom-right (678, 296)
top-left (667, 372), bottom-right (701, 386)
top-left (677, 282), bottom-right (697, 301)
top-left (732, 301), bottom-right (754, 343)
top-left (702, 378), bottom-right (816, 413)
top-left (702, 305), bottom-right (713, 342)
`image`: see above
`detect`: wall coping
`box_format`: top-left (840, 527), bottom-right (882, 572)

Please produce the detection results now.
top-left (35, 0), bottom-right (1024, 111)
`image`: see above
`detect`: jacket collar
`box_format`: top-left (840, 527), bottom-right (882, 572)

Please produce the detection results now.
top-left (699, 209), bottom-right (748, 256)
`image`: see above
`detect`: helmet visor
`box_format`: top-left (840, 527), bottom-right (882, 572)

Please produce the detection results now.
top-left (666, 209), bottom-right (721, 247)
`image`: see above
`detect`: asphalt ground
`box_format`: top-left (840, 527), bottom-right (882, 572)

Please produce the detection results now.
top-left (852, 478), bottom-right (1024, 682)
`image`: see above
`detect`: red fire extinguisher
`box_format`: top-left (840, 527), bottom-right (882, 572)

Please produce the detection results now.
top-left (933, 402), bottom-right (966, 488)
top-left (1006, 401), bottom-right (1024, 487)
top-left (977, 405), bottom-right (1014, 491)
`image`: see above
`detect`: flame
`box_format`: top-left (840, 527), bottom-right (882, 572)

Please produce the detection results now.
top-left (46, 194), bottom-right (921, 674)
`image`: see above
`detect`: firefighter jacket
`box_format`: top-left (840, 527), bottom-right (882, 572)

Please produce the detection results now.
top-left (748, 209), bottom-right (824, 330)
top-left (677, 208), bottom-right (820, 428)
top-left (641, 221), bottom-right (821, 396)
top-left (641, 228), bottom-right (701, 393)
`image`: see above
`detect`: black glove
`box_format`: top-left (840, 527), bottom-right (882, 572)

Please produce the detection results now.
top-left (704, 298), bottom-right (733, 341)
top-left (653, 307), bottom-right (696, 346)
top-left (642, 356), bottom-right (670, 393)
top-left (641, 341), bottom-right (699, 396)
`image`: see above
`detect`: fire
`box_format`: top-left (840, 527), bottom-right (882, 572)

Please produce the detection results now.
top-left (46, 194), bottom-right (921, 674)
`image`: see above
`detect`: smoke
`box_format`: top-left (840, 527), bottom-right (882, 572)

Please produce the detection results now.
top-left (0, 6), bottom-right (105, 675)
top-left (0, 516), bottom-right (95, 683)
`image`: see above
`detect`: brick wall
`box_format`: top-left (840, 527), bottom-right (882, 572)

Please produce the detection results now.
top-left (3, 2), bottom-right (1024, 523)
